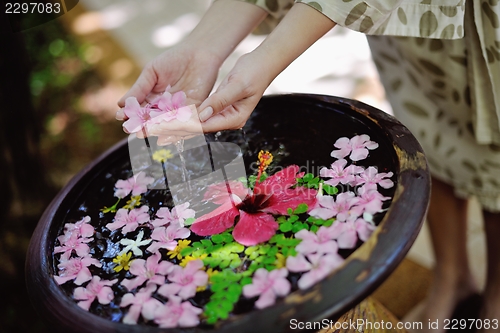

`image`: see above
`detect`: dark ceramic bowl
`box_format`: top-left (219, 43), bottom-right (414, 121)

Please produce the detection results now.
top-left (26, 94), bottom-right (430, 333)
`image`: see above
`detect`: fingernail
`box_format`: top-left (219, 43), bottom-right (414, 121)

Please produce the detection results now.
top-left (199, 107), bottom-right (213, 122)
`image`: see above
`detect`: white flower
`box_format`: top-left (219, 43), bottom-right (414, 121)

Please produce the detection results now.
top-left (119, 230), bottom-right (152, 256)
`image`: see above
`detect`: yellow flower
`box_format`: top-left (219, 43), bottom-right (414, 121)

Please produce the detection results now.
top-left (275, 253), bottom-right (286, 269)
top-left (167, 240), bottom-right (191, 260)
top-left (206, 268), bottom-right (219, 280)
top-left (112, 252), bottom-right (133, 272)
top-left (122, 195), bottom-right (142, 210)
top-left (152, 149), bottom-right (174, 163)
top-left (179, 254), bottom-right (207, 267)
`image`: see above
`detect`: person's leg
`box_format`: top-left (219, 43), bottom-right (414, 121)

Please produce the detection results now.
top-left (420, 177), bottom-right (479, 331)
top-left (478, 211), bottom-right (500, 332)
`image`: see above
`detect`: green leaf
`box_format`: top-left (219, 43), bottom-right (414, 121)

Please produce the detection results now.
top-left (303, 173), bottom-right (314, 181)
top-left (245, 246), bottom-right (257, 255)
top-left (323, 184), bottom-right (339, 195)
top-left (292, 222), bottom-right (308, 233)
top-left (310, 225), bottom-right (319, 233)
top-left (201, 239), bottom-right (213, 247)
top-left (222, 233), bottom-right (234, 243)
top-left (288, 215), bottom-right (299, 223)
top-left (323, 219), bottom-right (335, 227)
top-left (184, 217), bottom-right (196, 226)
top-left (293, 203), bottom-right (309, 214)
top-left (180, 247), bottom-right (195, 256)
top-left (241, 277), bottom-right (253, 286)
top-left (277, 216), bottom-right (287, 224)
top-left (287, 208), bottom-right (293, 215)
top-left (228, 284), bottom-right (242, 295)
top-left (211, 234), bottom-right (224, 244)
top-left (309, 177), bottom-right (319, 185)
top-left (279, 221), bottom-right (293, 232)
top-left (230, 258), bottom-right (242, 268)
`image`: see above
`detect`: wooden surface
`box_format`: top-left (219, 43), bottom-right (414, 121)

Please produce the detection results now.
top-left (322, 297), bottom-right (407, 333)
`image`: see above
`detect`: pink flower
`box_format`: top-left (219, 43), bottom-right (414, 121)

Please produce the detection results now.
top-left (59, 216), bottom-right (93, 242)
top-left (202, 181), bottom-right (249, 205)
top-left (114, 172), bottom-right (154, 199)
top-left (330, 135), bottom-right (379, 161)
top-left (286, 253), bottom-right (344, 290)
top-left (151, 88), bottom-right (187, 113)
top-left (122, 97), bottom-right (164, 134)
top-left (154, 295), bottom-right (203, 328)
top-left (294, 227), bottom-right (339, 255)
top-left (335, 219), bottom-right (376, 249)
top-left (355, 166), bottom-right (394, 189)
top-left (152, 202), bottom-right (195, 228)
top-left (121, 284), bottom-right (163, 324)
top-left (54, 233), bottom-right (92, 260)
top-left (121, 253), bottom-right (174, 291)
top-left (242, 268), bottom-right (291, 309)
top-left (106, 206), bottom-right (150, 234)
top-left (158, 260), bottom-right (208, 300)
top-left (309, 192), bottom-right (362, 222)
top-left (54, 256), bottom-right (102, 285)
top-left (147, 225), bottom-right (190, 252)
top-left (319, 159), bottom-right (364, 186)
top-left (73, 276), bottom-right (117, 311)
top-left (191, 166), bottom-right (317, 246)
top-left (356, 184), bottom-right (391, 215)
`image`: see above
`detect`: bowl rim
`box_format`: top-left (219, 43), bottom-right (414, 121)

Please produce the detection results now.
top-left (26, 93), bottom-right (430, 333)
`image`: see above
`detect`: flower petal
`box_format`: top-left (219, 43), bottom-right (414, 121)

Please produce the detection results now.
top-left (232, 211), bottom-right (278, 246)
top-left (190, 202), bottom-right (239, 236)
top-left (262, 187), bottom-right (317, 215)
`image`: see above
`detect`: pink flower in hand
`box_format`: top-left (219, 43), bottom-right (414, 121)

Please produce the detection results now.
top-left (121, 284), bottom-right (163, 324)
top-left (320, 159), bottom-right (364, 187)
top-left (330, 135), bottom-right (379, 161)
top-left (294, 227), bottom-right (339, 255)
top-left (122, 97), bottom-right (164, 134)
top-left (54, 233), bottom-right (92, 260)
top-left (152, 202), bottom-right (195, 228)
top-left (73, 276), bottom-right (118, 311)
top-left (242, 268), bottom-right (291, 309)
top-left (154, 295), bottom-right (203, 328)
top-left (286, 253), bottom-right (344, 290)
top-left (355, 166), bottom-right (394, 189)
top-left (148, 88), bottom-right (191, 123)
top-left (121, 252), bottom-right (174, 291)
top-left (309, 192), bottom-right (362, 222)
top-left (158, 260), bottom-right (208, 300)
top-left (114, 172), bottom-right (154, 199)
top-left (336, 219), bottom-right (376, 249)
top-left (106, 206), bottom-right (150, 234)
top-left (147, 224), bottom-right (190, 252)
top-left (54, 256), bottom-right (102, 285)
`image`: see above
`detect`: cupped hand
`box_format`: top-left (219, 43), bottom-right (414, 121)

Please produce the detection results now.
top-left (117, 42), bottom-right (222, 118)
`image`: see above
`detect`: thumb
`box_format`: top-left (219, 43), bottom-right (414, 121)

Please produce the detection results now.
top-left (198, 80), bottom-right (247, 122)
top-left (117, 66), bottom-right (156, 107)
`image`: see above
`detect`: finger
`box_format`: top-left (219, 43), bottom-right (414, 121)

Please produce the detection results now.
top-left (198, 80), bottom-right (248, 122)
top-left (115, 108), bottom-right (126, 121)
top-left (118, 65), bottom-right (157, 107)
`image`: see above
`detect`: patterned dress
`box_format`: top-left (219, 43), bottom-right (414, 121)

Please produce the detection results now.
top-left (232, 0), bottom-right (500, 212)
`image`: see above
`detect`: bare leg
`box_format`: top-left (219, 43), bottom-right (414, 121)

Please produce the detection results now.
top-left (478, 211), bottom-right (500, 332)
top-left (418, 178), bottom-right (479, 332)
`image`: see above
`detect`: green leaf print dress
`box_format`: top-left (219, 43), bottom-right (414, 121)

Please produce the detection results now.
top-left (232, 0), bottom-right (500, 211)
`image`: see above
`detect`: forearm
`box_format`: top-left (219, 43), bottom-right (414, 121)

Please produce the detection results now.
top-left (183, 0), bottom-right (268, 64)
top-left (249, 2), bottom-right (336, 84)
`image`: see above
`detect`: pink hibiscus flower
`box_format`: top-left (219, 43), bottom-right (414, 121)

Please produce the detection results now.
top-left (319, 159), bottom-right (364, 187)
top-left (335, 219), bottom-right (376, 249)
top-left (54, 256), bottom-right (102, 285)
top-left (121, 252), bottom-right (174, 291)
top-left (147, 224), bottom-right (191, 252)
top-left (154, 295), bottom-right (203, 328)
top-left (121, 284), bottom-right (163, 324)
top-left (330, 135), bottom-right (379, 161)
top-left (286, 253), bottom-right (344, 290)
top-left (355, 166), bottom-right (394, 189)
top-left (190, 166), bottom-right (317, 246)
top-left (309, 192), bottom-right (362, 222)
top-left (114, 172), bottom-right (154, 199)
top-left (242, 268), bottom-right (291, 309)
top-left (73, 276), bottom-right (118, 311)
top-left (122, 97), bottom-right (164, 134)
top-left (152, 202), bottom-right (196, 228)
top-left (202, 180), bottom-right (248, 205)
top-left (106, 206), bottom-right (150, 234)
top-left (294, 227), bottom-right (340, 255)
top-left (158, 260), bottom-right (208, 300)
